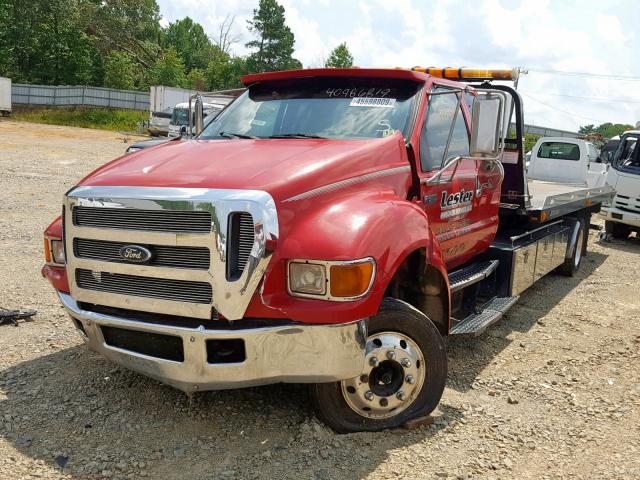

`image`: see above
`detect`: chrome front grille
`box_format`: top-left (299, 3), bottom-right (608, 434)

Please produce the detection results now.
top-left (614, 194), bottom-right (640, 214)
top-left (227, 212), bottom-right (255, 280)
top-left (65, 186), bottom-right (279, 320)
top-left (73, 206), bottom-right (212, 233)
top-left (74, 238), bottom-right (210, 270)
top-left (76, 269), bottom-right (213, 304)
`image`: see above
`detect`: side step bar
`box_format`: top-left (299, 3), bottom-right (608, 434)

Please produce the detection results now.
top-left (450, 296), bottom-right (519, 336)
top-left (448, 260), bottom-right (499, 293)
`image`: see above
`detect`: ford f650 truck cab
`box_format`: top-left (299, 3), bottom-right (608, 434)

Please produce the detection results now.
top-left (42, 67), bottom-right (613, 432)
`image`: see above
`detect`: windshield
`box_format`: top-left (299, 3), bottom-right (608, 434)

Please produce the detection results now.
top-left (199, 77), bottom-right (421, 140)
top-left (613, 134), bottom-right (639, 173)
top-left (170, 108), bottom-right (189, 126)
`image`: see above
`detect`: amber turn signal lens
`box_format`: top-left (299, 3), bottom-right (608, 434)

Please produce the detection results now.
top-left (329, 261), bottom-right (374, 298)
top-left (44, 238), bottom-right (52, 263)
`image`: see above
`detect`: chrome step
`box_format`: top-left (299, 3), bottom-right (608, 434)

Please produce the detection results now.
top-left (448, 260), bottom-right (499, 293)
top-left (450, 296), bottom-right (519, 336)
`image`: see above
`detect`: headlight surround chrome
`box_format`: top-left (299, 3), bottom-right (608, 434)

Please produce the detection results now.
top-left (287, 258), bottom-right (376, 301)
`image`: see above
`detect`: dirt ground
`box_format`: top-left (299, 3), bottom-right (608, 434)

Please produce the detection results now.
top-left (0, 119), bottom-right (639, 480)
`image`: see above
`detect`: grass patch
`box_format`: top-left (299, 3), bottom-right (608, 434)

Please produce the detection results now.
top-left (11, 107), bottom-right (147, 132)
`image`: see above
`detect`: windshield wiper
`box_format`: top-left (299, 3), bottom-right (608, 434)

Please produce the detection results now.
top-left (267, 133), bottom-right (327, 139)
top-left (218, 131), bottom-right (257, 139)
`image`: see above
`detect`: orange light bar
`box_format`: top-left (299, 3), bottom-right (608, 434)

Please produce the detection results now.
top-left (411, 67), bottom-right (519, 81)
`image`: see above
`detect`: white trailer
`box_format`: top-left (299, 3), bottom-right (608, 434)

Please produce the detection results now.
top-left (0, 77), bottom-right (11, 115)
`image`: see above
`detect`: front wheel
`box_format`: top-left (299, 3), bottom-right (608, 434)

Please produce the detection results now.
top-left (310, 298), bottom-right (447, 433)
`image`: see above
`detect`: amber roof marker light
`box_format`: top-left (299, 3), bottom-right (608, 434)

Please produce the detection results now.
top-left (407, 67), bottom-right (521, 82)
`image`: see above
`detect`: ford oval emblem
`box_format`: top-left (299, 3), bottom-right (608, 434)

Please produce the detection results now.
top-left (118, 245), bottom-right (153, 263)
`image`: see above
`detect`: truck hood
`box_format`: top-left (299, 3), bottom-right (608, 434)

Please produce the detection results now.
top-left (78, 135), bottom-right (408, 202)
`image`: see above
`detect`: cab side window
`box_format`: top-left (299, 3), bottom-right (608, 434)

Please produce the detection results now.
top-left (420, 88), bottom-right (469, 171)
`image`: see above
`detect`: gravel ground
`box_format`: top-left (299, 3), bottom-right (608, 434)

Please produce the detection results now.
top-left (1, 119), bottom-right (639, 480)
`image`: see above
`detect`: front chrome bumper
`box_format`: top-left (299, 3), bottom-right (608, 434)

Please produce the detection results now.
top-left (58, 292), bottom-right (367, 392)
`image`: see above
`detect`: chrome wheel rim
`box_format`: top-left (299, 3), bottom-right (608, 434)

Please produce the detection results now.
top-left (341, 331), bottom-right (426, 419)
top-left (574, 228), bottom-right (584, 267)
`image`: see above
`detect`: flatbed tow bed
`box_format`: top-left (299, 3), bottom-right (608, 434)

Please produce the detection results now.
top-left (526, 180), bottom-right (614, 221)
top-left (527, 180), bottom-right (615, 221)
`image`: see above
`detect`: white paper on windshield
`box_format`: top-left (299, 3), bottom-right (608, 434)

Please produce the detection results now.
top-left (349, 97), bottom-right (396, 108)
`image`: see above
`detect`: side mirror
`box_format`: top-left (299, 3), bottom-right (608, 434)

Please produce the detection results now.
top-left (180, 125), bottom-right (187, 138)
top-left (470, 91), bottom-right (506, 158)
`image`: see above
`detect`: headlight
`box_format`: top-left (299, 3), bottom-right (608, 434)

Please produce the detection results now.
top-left (288, 258), bottom-right (375, 300)
top-left (126, 146), bottom-right (142, 154)
top-left (288, 262), bottom-right (326, 295)
top-left (45, 238), bottom-right (65, 265)
top-left (50, 240), bottom-right (66, 264)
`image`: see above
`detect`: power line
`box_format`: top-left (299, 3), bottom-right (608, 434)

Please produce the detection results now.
top-left (527, 68), bottom-right (640, 82)
top-left (520, 92), bottom-right (609, 124)
top-left (520, 90), bottom-right (640, 104)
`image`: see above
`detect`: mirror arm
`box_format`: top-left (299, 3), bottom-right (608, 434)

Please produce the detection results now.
top-left (441, 93), bottom-right (463, 166)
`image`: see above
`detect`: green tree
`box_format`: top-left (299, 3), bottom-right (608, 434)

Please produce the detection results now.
top-left (245, 0), bottom-right (301, 72)
top-left (103, 51), bottom-right (138, 90)
top-left (163, 17), bottom-right (213, 72)
top-left (187, 68), bottom-right (206, 90)
top-left (206, 52), bottom-right (248, 90)
top-left (325, 42), bottom-right (353, 68)
top-left (578, 124), bottom-right (595, 135)
top-left (82, 0), bottom-right (162, 70)
top-left (149, 47), bottom-right (186, 87)
top-left (0, 0), bottom-right (101, 85)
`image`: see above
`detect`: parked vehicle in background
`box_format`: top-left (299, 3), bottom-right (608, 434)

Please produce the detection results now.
top-left (167, 95), bottom-right (235, 138)
top-left (598, 135), bottom-right (620, 164)
top-left (527, 137), bottom-right (607, 187)
top-left (148, 108), bottom-right (172, 136)
top-left (42, 67), bottom-right (613, 433)
top-left (600, 130), bottom-right (640, 238)
top-left (0, 77), bottom-right (11, 116)
top-left (126, 111), bottom-right (220, 153)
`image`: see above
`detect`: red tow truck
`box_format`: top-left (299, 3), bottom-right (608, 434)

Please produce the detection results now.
top-left (42, 67), bottom-right (613, 432)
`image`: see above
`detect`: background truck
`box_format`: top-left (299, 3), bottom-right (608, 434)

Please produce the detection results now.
top-left (0, 76), bottom-right (11, 116)
top-left (527, 136), bottom-right (607, 187)
top-left (42, 67), bottom-right (613, 433)
top-left (600, 129), bottom-right (640, 238)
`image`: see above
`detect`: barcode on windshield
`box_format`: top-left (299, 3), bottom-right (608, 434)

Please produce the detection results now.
top-left (349, 97), bottom-right (396, 108)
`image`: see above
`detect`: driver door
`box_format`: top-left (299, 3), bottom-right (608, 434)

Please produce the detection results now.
top-left (417, 86), bottom-right (496, 269)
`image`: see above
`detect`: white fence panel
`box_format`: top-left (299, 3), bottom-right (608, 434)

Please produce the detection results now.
top-left (11, 84), bottom-right (150, 111)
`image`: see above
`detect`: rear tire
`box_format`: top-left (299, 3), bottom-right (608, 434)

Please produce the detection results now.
top-left (559, 217), bottom-right (586, 277)
top-left (310, 298), bottom-right (447, 433)
top-left (605, 221), bottom-right (631, 240)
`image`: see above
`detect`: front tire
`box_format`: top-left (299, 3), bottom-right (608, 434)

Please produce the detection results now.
top-left (310, 298), bottom-right (447, 433)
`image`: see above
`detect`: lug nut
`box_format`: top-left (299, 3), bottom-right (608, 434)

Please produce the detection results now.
top-left (406, 375), bottom-right (415, 385)
top-left (364, 390), bottom-right (374, 401)
top-left (401, 358), bottom-right (411, 368)
top-left (369, 356), bottom-right (379, 367)
top-left (386, 350), bottom-right (396, 360)
top-left (396, 391), bottom-right (407, 401)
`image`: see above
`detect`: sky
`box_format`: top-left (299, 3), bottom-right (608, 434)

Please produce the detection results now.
top-left (156, 0), bottom-right (640, 132)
